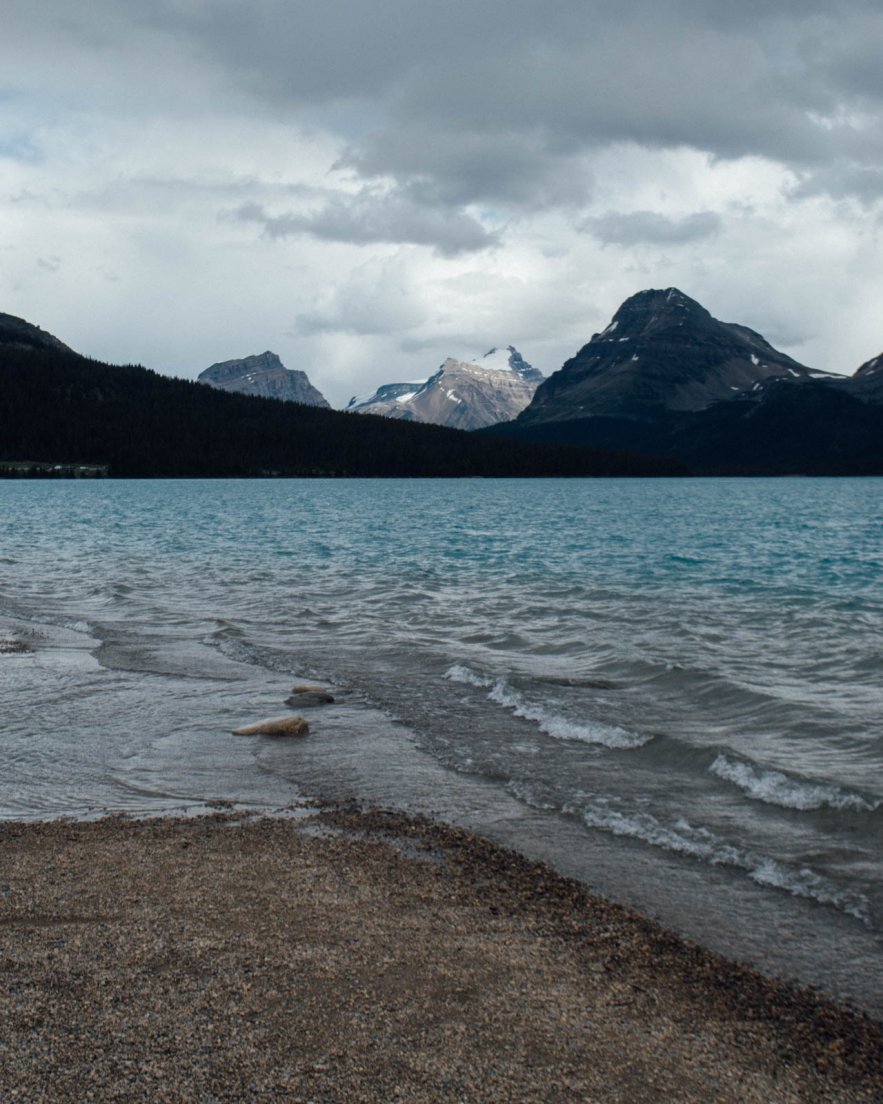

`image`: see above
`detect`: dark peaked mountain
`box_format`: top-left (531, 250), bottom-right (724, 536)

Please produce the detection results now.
top-left (520, 288), bottom-right (829, 425)
top-left (487, 289), bottom-right (883, 475)
top-left (198, 351), bottom-right (329, 408)
top-left (347, 346), bottom-right (543, 430)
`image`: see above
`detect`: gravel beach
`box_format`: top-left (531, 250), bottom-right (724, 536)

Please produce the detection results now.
top-left (1, 806), bottom-right (880, 1103)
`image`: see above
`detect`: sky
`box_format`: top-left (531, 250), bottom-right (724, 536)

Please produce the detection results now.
top-left (2, 1), bottom-right (882, 408)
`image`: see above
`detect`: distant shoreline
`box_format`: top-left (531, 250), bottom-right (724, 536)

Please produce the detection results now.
top-left (1, 805), bottom-right (880, 1102)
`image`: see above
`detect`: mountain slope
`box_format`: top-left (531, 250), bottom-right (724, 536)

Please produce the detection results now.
top-left (0, 312), bottom-right (74, 354)
top-left (850, 353), bottom-right (883, 403)
top-left (486, 291), bottom-right (882, 474)
top-left (348, 346), bottom-right (543, 430)
top-left (0, 322), bottom-right (675, 477)
top-left (198, 351), bottom-right (329, 408)
top-left (520, 288), bottom-right (828, 425)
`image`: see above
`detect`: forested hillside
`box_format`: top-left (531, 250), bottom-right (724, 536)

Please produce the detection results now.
top-left (0, 344), bottom-right (681, 477)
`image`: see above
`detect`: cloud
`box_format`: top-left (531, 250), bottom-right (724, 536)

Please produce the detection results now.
top-left (338, 128), bottom-right (596, 212)
top-left (581, 210), bottom-right (723, 246)
top-left (230, 187), bottom-right (499, 256)
top-left (126, 1), bottom-right (883, 207)
top-left (2, 0), bottom-right (883, 409)
top-left (790, 163), bottom-right (883, 204)
top-left (294, 255), bottom-right (431, 337)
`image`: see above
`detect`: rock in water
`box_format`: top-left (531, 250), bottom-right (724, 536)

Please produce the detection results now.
top-left (286, 690), bottom-right (334, 707)
top-left (232, 715), bottom-right (309, 737)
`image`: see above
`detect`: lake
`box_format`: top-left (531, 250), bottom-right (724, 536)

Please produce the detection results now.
top-left (1, 477), bottom-right (881, 1014)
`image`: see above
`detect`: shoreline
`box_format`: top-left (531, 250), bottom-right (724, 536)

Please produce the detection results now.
top-left (1, 804), bottom-right (880, 1102)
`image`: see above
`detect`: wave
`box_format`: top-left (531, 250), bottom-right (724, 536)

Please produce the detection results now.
top-left (444, 663), bottom-right (493, 688)
top-left (561, 797), bottom-right (871, 924)
top-left (710, 754), bottom-right (881, 813)
top-left (444, 664), bottom-right (648, 749)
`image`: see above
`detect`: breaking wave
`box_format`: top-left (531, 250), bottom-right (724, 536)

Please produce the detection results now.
top-left (710, 754), bottom-right (881, 813)
top-left (445, 664), bottom-right (648, 749)
top-left (563, 797), bottom-right (871, 924)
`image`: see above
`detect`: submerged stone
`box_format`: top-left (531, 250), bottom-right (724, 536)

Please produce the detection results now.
top-left (286, 690), bottom-right (334, 707)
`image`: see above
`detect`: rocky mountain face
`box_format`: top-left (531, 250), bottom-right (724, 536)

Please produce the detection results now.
top-left (0, 312), bottom-right (73, 353)
top-left (850, 353), bottom-right (883, 403)
top-left (519, 288), bottom-right (830, 425)
top-left (485, 290), bottom-right (883, 474)
top-left (347, 346), bottom-right (543, 431)
top-left (198, 351), bottom-right (329, 408)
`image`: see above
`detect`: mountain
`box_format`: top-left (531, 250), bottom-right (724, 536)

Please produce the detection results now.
top-left (347, 346), bottom-right (543, 430)
top-left (0, 312), bottom-right (74, 354)
top-left (520, 288), bottom-right (831, 426)
top-left (485, 290), bottom-right (883, 475)
top-left (0, 314), bottom-right (675, 478)
top-left (198, 351), bottom-right (330, 408)
top-left (850, 353), bottom-right (883, 403)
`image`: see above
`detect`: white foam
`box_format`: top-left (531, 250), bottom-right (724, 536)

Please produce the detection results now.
top-left (710, 754), bottom-right (879, 812)
top-left (573, 801), bottom-right (870, 923)
top-left (487, 679), bottom-right (648, 749)
top-left (444, 664), bottom-right (493, 688)
top-left (445, 666), bottom-right (648, 749)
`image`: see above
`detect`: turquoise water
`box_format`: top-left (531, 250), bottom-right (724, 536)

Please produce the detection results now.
top-left (1, 477), bottom-right (881, 1012)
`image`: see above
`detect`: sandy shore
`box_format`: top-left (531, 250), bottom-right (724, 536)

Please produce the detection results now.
top-left (0, 805), bottom-right (880, 1103)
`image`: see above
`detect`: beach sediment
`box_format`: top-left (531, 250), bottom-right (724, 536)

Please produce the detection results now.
top-left (0, 806), bottom-right (880, 1103)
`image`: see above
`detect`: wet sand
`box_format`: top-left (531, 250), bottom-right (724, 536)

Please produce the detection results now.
top-left (1, 805), bottom-right (880, 1103)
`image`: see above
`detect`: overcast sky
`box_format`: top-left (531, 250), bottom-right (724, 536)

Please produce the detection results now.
top-left (2, 1), bottom-right (881, 407)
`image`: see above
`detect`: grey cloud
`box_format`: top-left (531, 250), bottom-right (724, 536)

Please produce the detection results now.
top-left (294, 258), bottom-right (429, 336)
top-left (790, 163), bottom-right (883, 203)
top-left (581, 210), bottom-right (723, 246)
top-left (5, 0), bottom-right (883, 221)
top-left (797, 12), bottom-right (883, 103)
top-left (309, 4), bottom-right (881, 212)
top-left (339, 128), bottom-right (595, 211)
top-left (230, 188), bottom-right (498, 255)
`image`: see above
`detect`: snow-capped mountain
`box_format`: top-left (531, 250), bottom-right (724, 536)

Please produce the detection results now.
top-left (346, 346), bottom-right (543, 431)
top-left (198, 351), bottom-right (329, 408)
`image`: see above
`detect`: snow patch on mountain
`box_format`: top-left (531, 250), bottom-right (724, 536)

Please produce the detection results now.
top-left (346, 345), bottom-right (543, 430)
top-left (467, 346), bottom-right (515, 372)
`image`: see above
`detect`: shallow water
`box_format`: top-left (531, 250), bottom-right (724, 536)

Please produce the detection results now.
top-left (1, 477), bottom-right (881, 1013)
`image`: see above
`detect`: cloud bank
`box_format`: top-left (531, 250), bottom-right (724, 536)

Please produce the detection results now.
top-left (1, 1), bottom-right (881, 405)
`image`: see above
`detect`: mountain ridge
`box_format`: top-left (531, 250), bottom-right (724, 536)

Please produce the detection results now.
top-left (486, 289), bottom-right (882, 474)
top-left (348, 346), bottom-right (543, 430)
top-left (0, 312), bottom-right (74, 354)
top-left (520, 288), bottom-right (832, 425)
top-left (198, 351), bottom-right (330, 408)
top-left (0, 315), bottom-right (670, 477)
